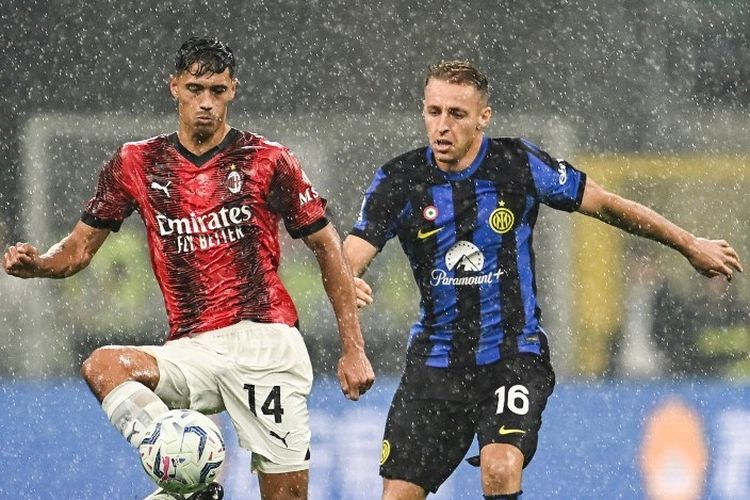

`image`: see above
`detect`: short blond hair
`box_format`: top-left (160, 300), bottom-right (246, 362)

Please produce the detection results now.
top-left (425, 60), bottom-right (490, 101)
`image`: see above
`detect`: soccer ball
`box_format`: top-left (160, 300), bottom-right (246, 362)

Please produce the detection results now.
top-left (139, 409), bottom-right (226, 494)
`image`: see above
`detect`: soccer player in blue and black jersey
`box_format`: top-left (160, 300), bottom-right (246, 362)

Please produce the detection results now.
top-left (343, 61), bottom-right (743, 500)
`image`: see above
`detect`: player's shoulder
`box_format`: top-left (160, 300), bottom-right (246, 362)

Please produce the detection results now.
top-left (488, 136), bottom-right (540, 154)
top-left (379, 145), bottom-right (429, 177)
top-left (234, 129), bottom-right (289, 153)
top-left (119, 134), bottom-right (171, 157)
top-left (232, 129), bottom-right (300, 166)
top-left (488, 137), bottom-right (556, 165)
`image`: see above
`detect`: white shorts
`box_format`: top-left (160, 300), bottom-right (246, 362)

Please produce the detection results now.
top-left (133, 320), bottom-right (313, 474)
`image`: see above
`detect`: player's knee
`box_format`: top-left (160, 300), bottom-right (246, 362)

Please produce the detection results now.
top-left (481, 446), bottom-right (523, 491)
top-left (80, 346), bottom-right (145, 387)
top-left (382, 479), bottom-right (426, 500)
top-left (80, 347), bottom-right (108, 384)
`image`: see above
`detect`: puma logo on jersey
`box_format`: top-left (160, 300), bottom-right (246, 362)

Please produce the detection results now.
top-left (270, 430), bottom-right (290, 448)
top-left (150, 180), bottom-right (171, 198)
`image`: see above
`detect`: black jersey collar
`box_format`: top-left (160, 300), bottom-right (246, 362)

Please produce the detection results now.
top-left (168, 128), bottom-right (240, 167)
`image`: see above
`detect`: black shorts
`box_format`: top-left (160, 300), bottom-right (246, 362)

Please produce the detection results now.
top-left (379, 354), bottom-right (555, 493)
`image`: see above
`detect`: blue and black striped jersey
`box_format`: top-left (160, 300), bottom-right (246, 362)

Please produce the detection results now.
top-left (351, 136), bottom-right (587, 368)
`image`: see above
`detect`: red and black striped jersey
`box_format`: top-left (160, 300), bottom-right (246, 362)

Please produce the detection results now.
top-left (82, 128), bottom-right (328, 340)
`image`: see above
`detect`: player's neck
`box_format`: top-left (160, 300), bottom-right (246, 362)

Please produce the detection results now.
top-left (177, 124), bottom-right (232, 156)
top-left (435, 134), bottom-right (485, 173)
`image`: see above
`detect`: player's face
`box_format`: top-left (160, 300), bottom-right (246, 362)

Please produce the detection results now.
top-left (423, 78), bottom-right (491, 172)
top-left (170, 65), bottom-right (237, 141)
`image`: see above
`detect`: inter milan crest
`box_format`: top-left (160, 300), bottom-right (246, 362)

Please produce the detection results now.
top-left (226, 164), bottom-right (243, 194)
top-left (489, 201), bottom-right (515, 234)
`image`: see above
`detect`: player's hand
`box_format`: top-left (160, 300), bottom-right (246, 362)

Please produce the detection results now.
top-left (354, 277), bottom-right (373, 309)
top-left (685, 238), bottom-right (743, 281)
top-left (337, 347), bottom-right (375, 401)
top-left (3, 242), bottom-right (42, 279)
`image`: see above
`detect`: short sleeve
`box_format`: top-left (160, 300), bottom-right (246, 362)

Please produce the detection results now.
top-left (269, 148), bottom-right (329, 239)
top-left (522, 139), bottom-right (586, 212)
top-left (349, 165), bottom-right (408, 250)
top-left (81, 146), bottom-right (137, 232)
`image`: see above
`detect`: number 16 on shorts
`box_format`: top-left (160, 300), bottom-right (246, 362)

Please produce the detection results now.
top-left (495, 385), bottom-right (530, 415)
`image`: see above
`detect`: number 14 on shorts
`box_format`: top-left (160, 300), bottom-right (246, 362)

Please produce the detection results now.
top-left (495, 385), bottom-right (530, 415)
top-left (244, 384), bottom-right (285, 423)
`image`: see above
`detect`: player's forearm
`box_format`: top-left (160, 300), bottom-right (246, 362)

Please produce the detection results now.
top-left (593, 193), bottom-right (696, 255)
top-left (36, 237), bottom-right (94, 278)
top-left (342, 235), bottom-right (378, 278)
top-left (35, 221), bottom-right (111, 278)
top-left (318, 253), bottom-right (366, 352)
top-left (308, 232), bottom-right (366, 352)
top-left (579, 178), bottom-right (698, 257)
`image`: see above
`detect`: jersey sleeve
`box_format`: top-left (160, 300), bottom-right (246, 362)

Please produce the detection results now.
top-left (81, 146), bottom-right (137, 232)
top-left (349, 165), bottom-right (407, 251)
top-left (522, 138), bottom-right (587, 212)
top-left (269, 148), bottom-right (329, 239)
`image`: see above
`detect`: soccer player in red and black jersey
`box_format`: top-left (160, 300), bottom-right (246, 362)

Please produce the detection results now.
top-left (3, 37), bottom-right (374, 500)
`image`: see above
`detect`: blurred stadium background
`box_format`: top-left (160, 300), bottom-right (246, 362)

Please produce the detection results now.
top-left (1, 1), bottom-right (749, 498)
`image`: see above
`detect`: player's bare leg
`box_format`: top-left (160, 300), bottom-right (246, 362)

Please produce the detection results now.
top-left (382, 478), bottom-right (426, 500)
top-left (258, 470), bottom-right (308, 500)
top-left (81, 345), bottom-right (160, 401)
top-left (480, 443), bottom-right (524, 496)
top-left (81, 346), bottom-right (169, 449)
top-left (81, 346), bottom-right (219, 499)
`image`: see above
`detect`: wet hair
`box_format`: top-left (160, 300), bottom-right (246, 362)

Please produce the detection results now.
top-left (175, 37), bottom-right (236, 78)
top-left (425, 60), bottom-right (490, 101)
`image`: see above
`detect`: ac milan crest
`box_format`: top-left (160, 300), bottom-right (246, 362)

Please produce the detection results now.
top-left (226, 164), bottom-right (243, 194)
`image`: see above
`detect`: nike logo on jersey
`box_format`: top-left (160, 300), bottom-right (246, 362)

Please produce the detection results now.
top-left (416, 227), bottom-right (444, 240)
top-left (150, 180), bottom-right (171, 198)
top-left (498, 425), bottom-right (526, 436)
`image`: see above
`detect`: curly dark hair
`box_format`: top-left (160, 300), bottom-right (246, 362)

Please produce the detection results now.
top-left (425, 60), bottom-right (490, 101)
top-left (175, 37), bottom-right (236, 78)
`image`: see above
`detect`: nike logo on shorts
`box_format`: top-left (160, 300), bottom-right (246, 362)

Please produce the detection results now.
top-left (498, 425), bottom-right (526, 436)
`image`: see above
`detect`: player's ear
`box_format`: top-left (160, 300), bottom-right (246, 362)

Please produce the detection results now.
top-left (228, 78), bottom-right (238, 100)
top-left (168, 75), bottom-right (179, 100)
top-left (479, 105), bottom-right (492, 129)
